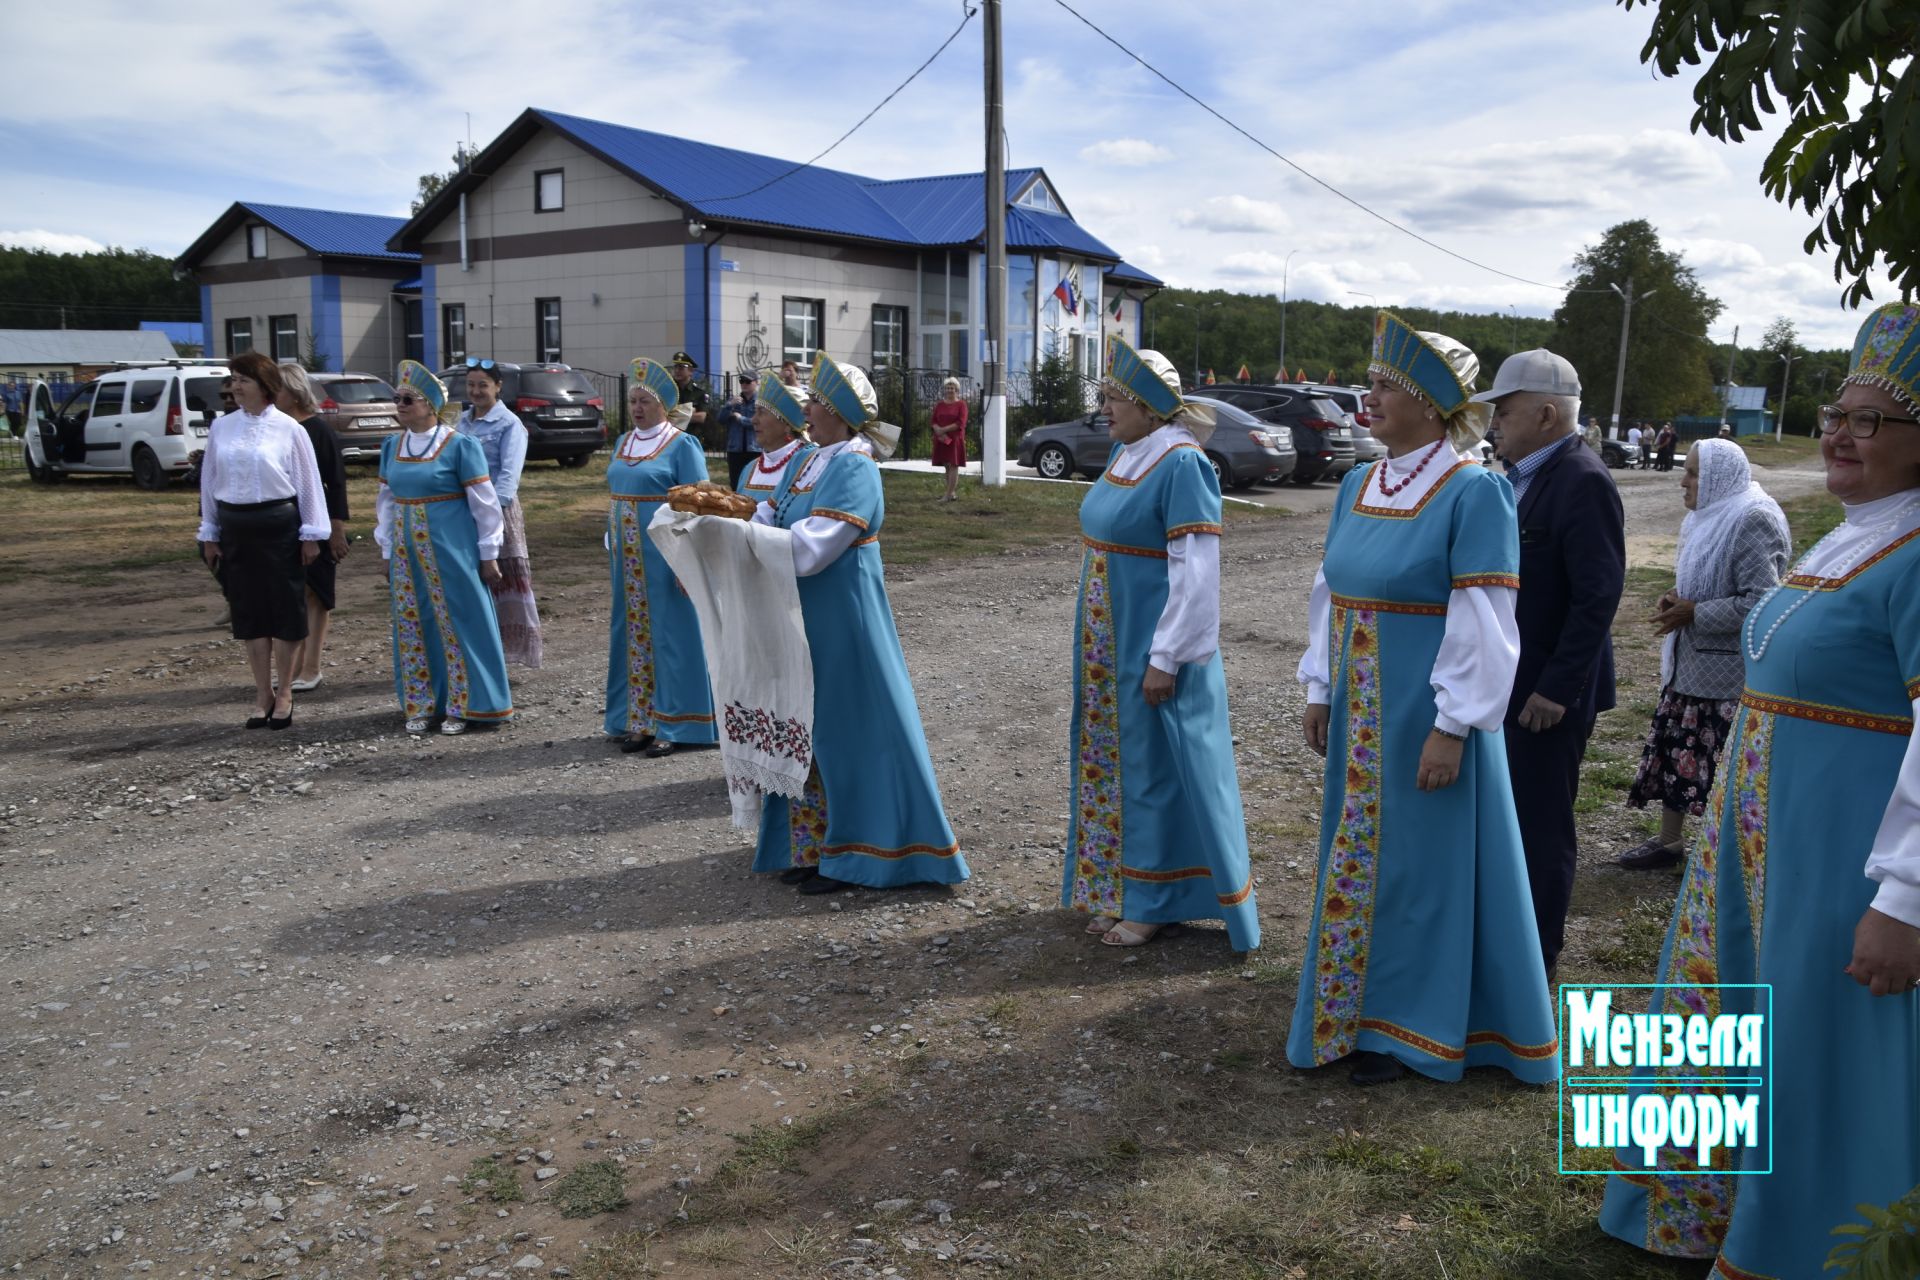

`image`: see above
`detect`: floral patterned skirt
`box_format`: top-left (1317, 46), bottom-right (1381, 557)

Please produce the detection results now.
top-left (1626, 686), bottom-right (1739, 816)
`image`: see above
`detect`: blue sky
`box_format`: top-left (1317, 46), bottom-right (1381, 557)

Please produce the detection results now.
top-left (1, 0), bottom-right (1885, 349)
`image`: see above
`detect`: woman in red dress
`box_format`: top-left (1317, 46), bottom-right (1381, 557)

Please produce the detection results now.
top-left (930, 377), bottom-right (968, 502)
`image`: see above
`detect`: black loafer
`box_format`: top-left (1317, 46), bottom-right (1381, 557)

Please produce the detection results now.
top-left (1616, 838), bottom-right (1682, 870)
top-left (619, 734), bottom-right (656, 754)
top-left (779, 867), bottom-right (816, 885)
top-left (796, 874), bottom-right (849, 895)
top-left (1349, 1051), bottom-right (1406, 1086)
top-left (643, 740), bottom-right (679, 758)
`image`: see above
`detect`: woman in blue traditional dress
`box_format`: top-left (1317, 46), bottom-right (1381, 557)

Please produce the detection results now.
top-left (1600, 302), bottom-right (1920, 1279)
top-left (1059, 339), bottom-right (1259, 950)
top-left (1288, 313), bottom-right (1557, 1087)
top-left (605, 358), bottom-right (719, 757)
top-left (373, 360), bottom-right (514, 735)
top-left (749, 353), bottom-right (969, 895)
top-left (734, 371), bottom-right (814, 501)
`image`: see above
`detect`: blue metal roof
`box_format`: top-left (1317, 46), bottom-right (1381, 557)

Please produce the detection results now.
top-left (1106, 260), bottom-right (1164, 287)
top-left (527, 110), bottom-right (1122, 259)
top-left (239, 202), bottom-right (417, 261)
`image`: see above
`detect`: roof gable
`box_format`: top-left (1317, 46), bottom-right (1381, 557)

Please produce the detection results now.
top-left (178, 201), bottom-right (418, 269)
top-left (390, 109), bottom-right (1122, 261)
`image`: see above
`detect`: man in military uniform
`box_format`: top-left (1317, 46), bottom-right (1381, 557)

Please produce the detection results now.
top-left (670, 351), bottom-right (711, 445)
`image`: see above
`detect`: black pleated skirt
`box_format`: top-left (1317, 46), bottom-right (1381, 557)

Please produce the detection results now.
top-left (218, 500), bottom-right (309, 642)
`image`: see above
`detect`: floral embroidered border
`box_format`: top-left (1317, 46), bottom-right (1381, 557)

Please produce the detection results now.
top-left (1068, 547), bottom-right (1124, 919)
top-left (788, 768), bottom-right (828, 869)
top-left (389, 527), bottom-right (435, 719)
top-left (1309, 604), bottom-right (1384, 1064)
top-left (723, 702), bottom-right (812, 763)
top-left (617, 503), bottom-right (657, 736)
top-left (407, 506), bottom-right (469, 719)
top-left (1739, 689), bottom-right (1911, 735)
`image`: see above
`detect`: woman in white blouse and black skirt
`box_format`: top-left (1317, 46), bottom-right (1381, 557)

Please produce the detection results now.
top-left (196, 352), bottom-right (330, 729)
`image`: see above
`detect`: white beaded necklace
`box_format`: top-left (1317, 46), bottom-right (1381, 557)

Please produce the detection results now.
top-left (1745, 492), bottom-right (1920, 661)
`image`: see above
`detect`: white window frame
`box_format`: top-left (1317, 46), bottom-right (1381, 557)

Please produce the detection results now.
top-left (225, 317), bottom-right (253, 355)
top-left (269, 314), bottom-right (298, 360)
top-left (246, 224), bottom-right (268, 259)
top-left (782, 297), bottom-right (823, 367)
top-left (535, 298), bottom-right (562, 361)
top-left (871, 304), bottom-right (906, 368)
top-left (443, 304), bottom-right (467, 363)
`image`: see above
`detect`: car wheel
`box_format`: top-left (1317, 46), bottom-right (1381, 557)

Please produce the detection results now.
top-left (24, 449), bottom-right (62, 484)
top-left (131, 444), bottom-right (169, 491)
top-left (556, 452), bottom-right (592, 469)
top-left (1288, 473), bottom-right (1318, 486)
top-left (1034, 445), bottom-right (1072, 480)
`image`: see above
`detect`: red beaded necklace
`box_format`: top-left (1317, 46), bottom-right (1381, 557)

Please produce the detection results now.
top-left (1374, 438), bottom-right (1447, 499)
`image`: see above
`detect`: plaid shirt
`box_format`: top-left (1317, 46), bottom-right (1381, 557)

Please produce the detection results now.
top-left (1506, 433), bottom-right (1577, 506)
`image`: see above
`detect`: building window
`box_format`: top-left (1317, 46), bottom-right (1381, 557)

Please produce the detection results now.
top-left (443, 304), bottom-right (467, 363)
top-left (1016, 180), bottom-right (1060, 213)
top-left (916, 251), bottom-right (974, 374)
top-left (782, 297), bottom-right (822, 367)
top-left (871, 305), bottom-right (906, 368)
top-left (246, 224), bottom-right (268, 259)
top-left (270, 314), bottom-right (298, 360)
top-left (403, 300), bottom-right (424, 364)
top-left (536, 298), bottom-right (562, 361)
top-left (225, 318), bottom-right (253, 355)
top-left (535, 169), bottom-right (564, 213)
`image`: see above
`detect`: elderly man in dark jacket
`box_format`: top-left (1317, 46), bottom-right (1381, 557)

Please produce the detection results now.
top-left (1476, 351), bottom-right (1626, 980)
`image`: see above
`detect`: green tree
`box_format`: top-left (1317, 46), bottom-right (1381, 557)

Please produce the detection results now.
top-left (412, 144), bottom-right (477, 215)
top-left (299, 328), bottom-right (330, 373)
top-left (1619, 0), bottom-right (1920, 305)
top-left (1551, 220), bottom-right (1724, 422)
top-left (0, 246), bottom-right (197, 330)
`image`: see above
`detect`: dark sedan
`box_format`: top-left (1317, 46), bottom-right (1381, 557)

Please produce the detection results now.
top-left (1015, 396), bottom-right (1294, 490)
top-left (438, 361), bottom-right (606, 467)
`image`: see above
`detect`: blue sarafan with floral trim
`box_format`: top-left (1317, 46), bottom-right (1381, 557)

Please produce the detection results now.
top-left (1061, 435), bottom-right (1259, 951)
top-left (1283, 458), bottom-right (1558, 1083)
top-left (1845, 301), bottom-right (1920, 410)
top-left (1369, 310), bottom-right (1472, 418)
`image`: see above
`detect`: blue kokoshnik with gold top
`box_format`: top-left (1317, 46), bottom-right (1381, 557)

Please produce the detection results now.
top-left (1285, 460), bottom-right (1559, 1082)
top-left (1063, 439), bottom-right (1259, 950)
top-left (379, 429), bottom-right (514, 723)
top-left (752, 446), bottom-right (969, 888)
top-left (604, 425), bottom-right (719, 743)
top-left (1598, 512), bottom-right (1920, 1280)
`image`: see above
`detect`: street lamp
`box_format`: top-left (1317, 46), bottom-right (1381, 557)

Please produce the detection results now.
top-left (1277, 249), bottom-right (1300, 382)
top-left (1506, 304), bottom-right (1520, 351)
top-left (1775, 348), bottom-right (1797, 443)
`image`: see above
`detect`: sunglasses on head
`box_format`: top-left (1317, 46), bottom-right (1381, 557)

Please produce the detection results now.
top-left (464, 357), bottom-right (497, 370)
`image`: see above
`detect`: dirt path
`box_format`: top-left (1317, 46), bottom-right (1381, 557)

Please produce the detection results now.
top-left (0, 457), bottom-right (1825, 1278)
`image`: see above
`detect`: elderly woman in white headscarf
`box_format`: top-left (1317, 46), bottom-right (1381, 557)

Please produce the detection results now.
top-left (1288, 312), bottom-right (1556, 1088)
top-left (1617, 438), bottom-right (1790, 869)
top-left (747, 353), bottom-right (970, 896)
top-left (1060, 337), bottom-right (1259, 950)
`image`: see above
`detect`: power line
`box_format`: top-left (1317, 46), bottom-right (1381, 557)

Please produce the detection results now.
top-left (1048, 0), bottom-right (1615, 296)
top-left (690, 7), bottom-right (980, 205)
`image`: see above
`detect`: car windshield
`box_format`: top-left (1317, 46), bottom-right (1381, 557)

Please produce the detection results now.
top-left (323, 378), bottom-right (397, 404)
top-left (518, 369), bottom-right (596, 399)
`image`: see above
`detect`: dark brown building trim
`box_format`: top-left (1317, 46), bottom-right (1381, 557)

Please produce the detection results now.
top-left (193, 256), bottom-right (417, 285)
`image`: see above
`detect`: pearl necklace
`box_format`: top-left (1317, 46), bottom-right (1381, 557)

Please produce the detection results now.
top-left (1745, 493), bottom-right (1920, 661)
top-left (1375, 439), bottom-right (1447, 499)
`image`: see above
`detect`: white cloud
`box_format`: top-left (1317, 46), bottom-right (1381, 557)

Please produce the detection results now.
top-left (1078, 138), bottom-right (1173, 167)
top-left (0, 229), bottom-right (108, 254)
top-left (1175, 195), bottom-right (1292, 236)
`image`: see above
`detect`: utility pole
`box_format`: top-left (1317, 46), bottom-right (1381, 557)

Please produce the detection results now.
top-left (1277, 249), bottom-right (1298, 381)
top-left (980, 0), bottom-right (1008, 487)
top-left (1607, 276), bottom-right (1654, 435)
top-left (1717, 324), bottom-right (1739, 432)
top-left (1775, 348), bottom-right (1796, 443)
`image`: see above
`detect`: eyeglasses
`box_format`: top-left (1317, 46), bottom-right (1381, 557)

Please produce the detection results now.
top-left (394, 393), bottom-right (424, 406)
top-left (1818, 404), bottom-right (1920, 438)
top-left (464, 357), bottom-right (496, 370)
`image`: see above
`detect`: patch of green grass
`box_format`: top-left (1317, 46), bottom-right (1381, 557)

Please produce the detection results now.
top-left (1779, 489), bottom-right (1844, 555)
top-left (1736, 433), bottom-right (1822, 466)
top-left (575, 1229), bottom-right (659, 1279)
top-left (711, 1113), bottom-right (838, 1190)
top-left (1588, 893), bottom-right (1678, 975)
top-left (1575, 758), bottom-right (1638, 814)
top-left (983, 993), bottom-right (1024, 1025)
top-left (549, 1158), bottom-right (629, 1219)
top-left (458, 1154), bottom-right (524, 1203)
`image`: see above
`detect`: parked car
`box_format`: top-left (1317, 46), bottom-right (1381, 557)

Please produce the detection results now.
top-left (437, 361), bottom-right (606, 466)
top-left (1297, 384), bottom-right (1384, 467)
top-left (315, 373), bottom-right (401, 461)
top-left (1016, 396), bottom-right (1294, 490)
top-left (1197, 385), bottom-right (1356, 483)
top-left (1597, 436), bottom-right (1640, 469)
top-left (22, 360), bottom-right (228, 489)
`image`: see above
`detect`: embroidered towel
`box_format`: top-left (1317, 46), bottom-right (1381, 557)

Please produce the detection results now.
top-left (648, 508), bottom-right (813, 828)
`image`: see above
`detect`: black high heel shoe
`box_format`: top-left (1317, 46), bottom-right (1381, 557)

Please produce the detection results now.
top-left (245, 714), bottom-right (271, 730)
top-left (269, 703), bottom-right (294, 731)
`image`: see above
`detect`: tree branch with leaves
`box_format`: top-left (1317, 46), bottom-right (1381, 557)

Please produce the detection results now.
top-left (1619, 0), bottom-right (1920, 305)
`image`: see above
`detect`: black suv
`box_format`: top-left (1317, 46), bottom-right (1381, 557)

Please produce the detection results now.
top-left (1200, 385), bottom-right (1355, 483)
top-left (438, 362), bottom-right (606, 467)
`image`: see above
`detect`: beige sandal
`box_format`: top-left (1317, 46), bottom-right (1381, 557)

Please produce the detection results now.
top-left (1100, 921), bottom-right (1163, 948)
top-left (1085, 915), bottom-right (1119, 936)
